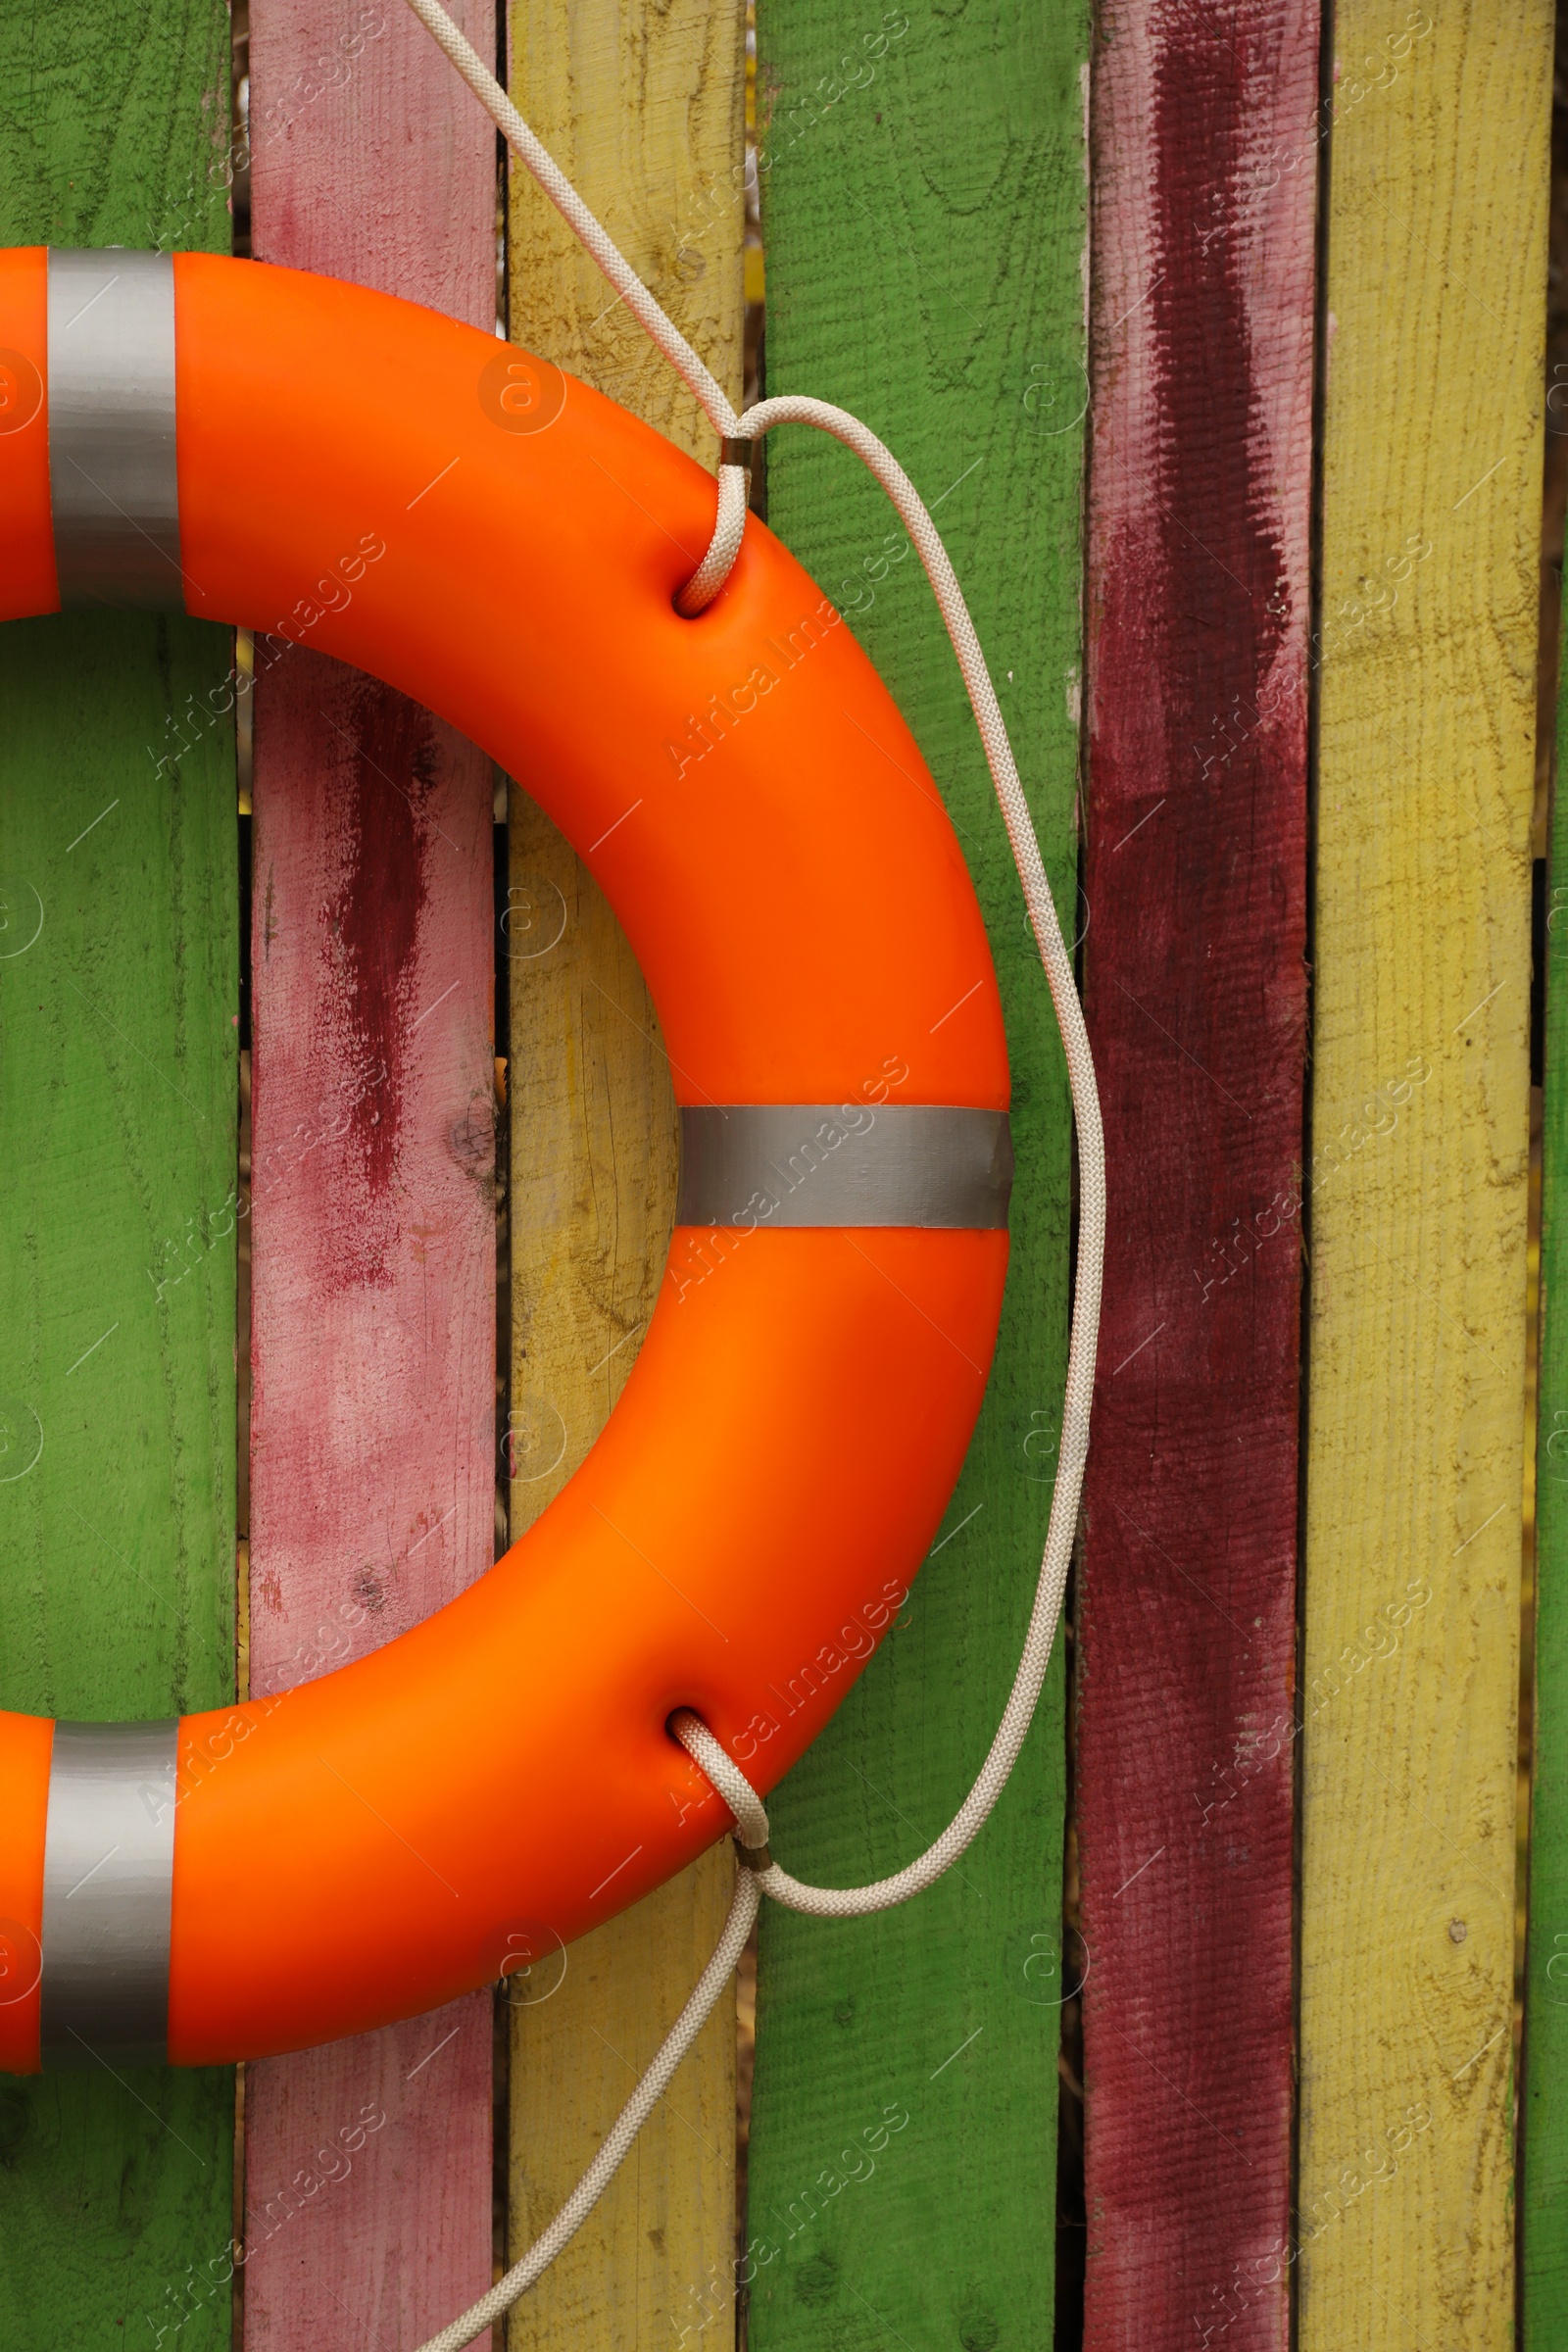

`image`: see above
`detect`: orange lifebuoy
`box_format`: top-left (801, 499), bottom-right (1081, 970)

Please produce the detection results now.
top-left (0, 246), bottom-right (1012, 2071)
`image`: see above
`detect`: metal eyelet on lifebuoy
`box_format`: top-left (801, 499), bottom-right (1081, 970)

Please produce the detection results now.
top-left (0, 244), bottom-right (1012, 2072)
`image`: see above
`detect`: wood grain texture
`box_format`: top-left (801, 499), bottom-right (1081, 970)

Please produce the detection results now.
top-left (249, 0), bottom-right (497, 313)
top-left (503, 794), bottom-right (679, 1517)
top-left (507, 1842), bottom-right (735, 2348)
top-left (0, 8), bottom-right (238, 2344)
top-left (505, 792), bottom-right (729, 2348)
top-left (744, 1), bottom-right (1087, 2343)
top-left (0, 3), bottom-right (233, 260)
top-left (243, 669), bottom-right (497, 2346)
top-left (1298, 9), bottom-right (1550, 2347)
top-left (1525, 499), bottom-right (1568, 2344)
top-left (243, 8), bottom-right (498, 2344)
top-left (506, 0), bottom-right (745, 461)
top-left (501, 1), bottom-right (743, 2335)
top-left (1077, 9), bottom-right (1316, 2345)
top-left (0, 627), bottom-right (239, 2350)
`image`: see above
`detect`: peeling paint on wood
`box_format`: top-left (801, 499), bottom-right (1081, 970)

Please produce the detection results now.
top-left (243, 5), bottom-right (498, 2343)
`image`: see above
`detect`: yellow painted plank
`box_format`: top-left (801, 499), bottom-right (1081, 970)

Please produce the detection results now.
top-left (506, 0), bottom-right (745, 458)
top-left (503, 0), bottom-right (745, 2337)
top-left (1298, 9), bottom-right (1550, 2347)
top-left (506, 1802), bottom-right (736, 2348)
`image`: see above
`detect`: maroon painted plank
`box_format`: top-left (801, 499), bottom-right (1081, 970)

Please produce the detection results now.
top-left (1077, 7), bottom-right (1318, 2346)
top-left (243, 5), bottom-right (499, 2344)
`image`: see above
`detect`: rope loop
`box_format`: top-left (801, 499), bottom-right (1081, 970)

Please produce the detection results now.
top-left (670, 1709), bottom-right (770, 1852)
top-left (671, 463), bottom-right (749, 614)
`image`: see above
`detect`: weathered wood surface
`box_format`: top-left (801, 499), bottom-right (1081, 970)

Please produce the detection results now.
top-left (243, 5), bottom-right (498, 2343)
top-left (0, 9), bottom-right (239, 2346)
top-left (1077, 7), bottom-right (1316, 2344)
top-left (744, 0), bottom-right (1088, 2341)
top-left (502, 0), bottom-right (744, 2338)
top-left (506, 0), bottom-right (745, 461)
top-left (1298, 10), bottom-right (1549, 2348)
top-left (249, 0), bottom-right (497, 303)
top-left (1525, 357), bottom-right (1568, 2348)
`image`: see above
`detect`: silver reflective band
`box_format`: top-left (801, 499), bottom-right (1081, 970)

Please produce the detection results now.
top-left (47, 249), bottom-right (184, 611)
top-left (677, 1105), bottom-right (1012, 1230)
top-left (40, 1720), bottom-right (177, 2070)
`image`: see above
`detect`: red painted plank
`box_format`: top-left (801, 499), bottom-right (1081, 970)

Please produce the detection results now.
top-left (1078, 8), bottom-right (1318, 2346)
top-left (243, 6), bottom-right (498, 2344)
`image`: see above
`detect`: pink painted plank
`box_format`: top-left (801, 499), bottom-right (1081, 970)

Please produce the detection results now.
top-left (1077, 5), bottom-right (1319, 2348)
top-left (243, 6), bottom-right (498, 2344)
top-left (244, 665), bottom-right (497, 2347)
top-left (248, 0), bottom-right (498, 315)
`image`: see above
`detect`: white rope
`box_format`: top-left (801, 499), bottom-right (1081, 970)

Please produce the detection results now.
top-left (412, 1872), bottom-right (760, 2352)
top-left (670, 1711), bottom-right (772, 1854)
top-left (672, 460), bottom-right (749, 614)
top-left (397, 1), bottom-right (1105, 2341)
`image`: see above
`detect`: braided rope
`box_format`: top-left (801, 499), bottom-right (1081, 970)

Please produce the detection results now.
top-left (413, 1873), bottom-right (760, 2352)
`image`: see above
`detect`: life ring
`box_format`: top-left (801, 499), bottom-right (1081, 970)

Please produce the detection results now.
top-left (0, 246), bottom-right (1013, 2071)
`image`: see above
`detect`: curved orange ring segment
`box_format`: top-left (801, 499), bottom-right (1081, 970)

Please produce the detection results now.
top-left (0, 248), bottom-right (1010, 2067)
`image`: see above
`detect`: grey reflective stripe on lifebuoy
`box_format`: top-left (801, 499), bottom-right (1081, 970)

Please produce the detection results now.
top-left (40, 1720), bottom-right (178, 2069)
top-left (47, 248), bottom-right (183, 611)
top-left (675, 1105), bottom-right (1012, 1230)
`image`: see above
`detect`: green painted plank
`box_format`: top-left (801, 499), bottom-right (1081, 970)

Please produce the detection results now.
top-left (745, 3), bottom-right (1089, 2344)
top-left (1525, 566), bottom-right (1568, 2335)
top-left (0, 8), bottom-right (239, 2347)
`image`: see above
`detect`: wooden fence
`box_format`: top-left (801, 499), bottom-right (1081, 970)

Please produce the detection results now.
top-left (0, 3), bottom-right (1560, 2349)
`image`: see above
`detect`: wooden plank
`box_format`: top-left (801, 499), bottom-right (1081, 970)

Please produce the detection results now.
top-left (506, 0), bottom-right (745, 462)
top-left (1075, 8), bottom-right (1316, 2345)
top-left (241, 670), bottom-right (497, 2345)
top-left (1524, 362), bottom-right (1568, 2345)
top-left (501, 0), bottom-right (745, 2338)
top-left (241, 7), bottom-right (498, 2346)
top-left (503, 804), bottom-right (735, 2348)
top-left (0, 12), bottom-right (239, 2349)
top-left (743, 2), bottom-right (1087, 2343)
top-left (1298, 11), bottom-right (1550, 2348)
